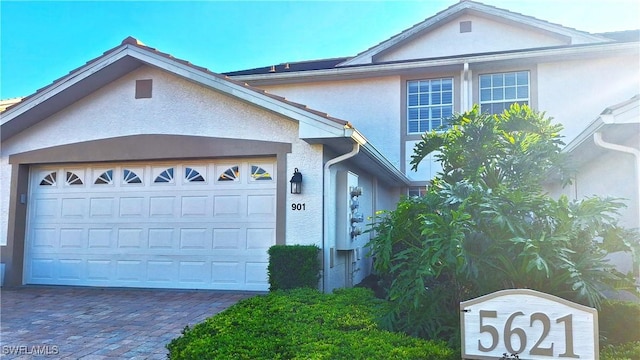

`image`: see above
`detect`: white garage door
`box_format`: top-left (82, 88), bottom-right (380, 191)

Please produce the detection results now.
top-left (25, 159), bottom-right (277, 291)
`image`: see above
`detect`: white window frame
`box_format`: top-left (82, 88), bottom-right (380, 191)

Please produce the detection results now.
top-left (407, 78), bottom-right (454, 134)
top-left (479, 71), bottom-right (530, 114)
top-left (407, 186), bottom-right (428, 197)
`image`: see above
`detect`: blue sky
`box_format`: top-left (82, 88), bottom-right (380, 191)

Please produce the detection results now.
top-left (1, 0), bottom-right (639, 100)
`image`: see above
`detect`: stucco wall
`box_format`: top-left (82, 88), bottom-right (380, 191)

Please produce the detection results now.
top-left (321, 152), bottom-right (403, 291)
top-left (0, 65), bottom-right (325, 249)
top-left (537, 55), bottom-right (640, 143)
top-left (547, 143), bottom-right (639, 230)
top-left (378, 14), bottom-right (567, 63)
top-left (261, 76), bottom-right (402, 167)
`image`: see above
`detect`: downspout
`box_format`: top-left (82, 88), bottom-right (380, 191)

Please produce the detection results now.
top-left (461, 62), bottom-right (472, 112)
top-left (322, 142), bottom-right (360, 293)
top-left (593, 132), bottom-right (640, 225)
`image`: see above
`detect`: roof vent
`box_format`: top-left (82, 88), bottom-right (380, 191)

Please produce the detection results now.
top-left (460, 21), bottom-right (472, 33)
top-left (269, 65), bottom-right (276, 73)
top-left (284, 63), bottom-right (290, 70)
top-left (135, 79), bottom-right (153, 99)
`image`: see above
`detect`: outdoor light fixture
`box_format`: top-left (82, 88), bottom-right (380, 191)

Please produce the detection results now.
top-left (289, 168), bottom-right (302, 194)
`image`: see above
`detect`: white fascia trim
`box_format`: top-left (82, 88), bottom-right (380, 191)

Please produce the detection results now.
top-left (476, 6), bottom-right (609, 43)
top-left (1, 44), bottom-right (348, 138)
top-left (233, 42), bottom-right (638, 84)
top-left (563, 96), bottom-right (640, 154)
top-left (563, 117), bottom-right (604, 154)
top-left (0, 46), bottom-right (132, 124)
top-left (345, 127), bottom-right (410, 185)
top-left (338, 2), bottom-right (608, 67)
top-left (124, 47), bottom-right (347, 136)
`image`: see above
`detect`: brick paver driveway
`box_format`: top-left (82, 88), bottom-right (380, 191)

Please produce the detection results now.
top-left (0, 286), bottom-right (257, 359)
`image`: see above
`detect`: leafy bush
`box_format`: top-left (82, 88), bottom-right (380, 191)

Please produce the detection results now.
top-left (368, 105), bottom-right (639, 344)
top-left (166, 288), bottom-right (456, 359)
top-left (268, 245), bottom-right (320, 291)
top-left (601, 341), bottom-right (640, 360)
top-left (599, 300), bottom-right (640, 346)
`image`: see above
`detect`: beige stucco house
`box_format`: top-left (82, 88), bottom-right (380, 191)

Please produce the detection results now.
top-left (1, 0), bottom-right (638, 291)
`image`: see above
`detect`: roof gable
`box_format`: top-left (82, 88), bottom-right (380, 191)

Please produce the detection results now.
top-left (0, 37), bottom-right (350, 141)
top-left (339, 0), bottom-right (611, 66)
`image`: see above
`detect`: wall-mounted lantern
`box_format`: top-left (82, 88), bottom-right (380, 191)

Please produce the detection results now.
top-left (289, 168), bottom-right (302, 194)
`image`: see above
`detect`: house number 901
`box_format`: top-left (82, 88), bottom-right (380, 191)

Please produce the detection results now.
top-left (478, 310), bottom-right (578, 358)
top-left (291, 203), bottom-right (306, 211)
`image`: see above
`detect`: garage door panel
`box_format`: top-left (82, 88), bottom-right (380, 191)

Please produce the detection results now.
top-left (212, 262), bottom-right (241, 284)
top-left (60, 228), bottom-right (84, 249)
top-left (179, 261), bottom-right (210, 283)
top-left (148, 228), bottom-right (175, 249)
top-left (147, 260), bottom-right (178, 282)
top-left (29, 258), bottom-right (55, 281)
top-left (149, 196), bottom-right (176, 217)
top-left (212, 228), bottom-right (242, 249)
top-left (213, 195), bottom-right (242, 216)
top-left (90, 198), bottom-right (116, 217)
top-left (88, 228), bottom-right (114, 248)
top-left (246, 262), bottom-right (269, 284)
top-left (246, 228), bottom-right (276, 249)
top-left (32, 228), bottom-right (58, 248)
top-left (181, 196), bottom-right (210, 217)
top-left (87, 259), bottom-right (113, 281)
top-left (34, 198), bottom-right (58, 218)
top-left (58, 259), bottom-right (83, 280)
top-left (179, 228), bottom-right (210, 249)
top-left (117, 228), bottom-right (144, 248)
top-left (61, 198), bottom-right (86, 218)
top-left (119, 197), bottom-right (145, 217)
top-left (26, 159), bottom-right (276, 291)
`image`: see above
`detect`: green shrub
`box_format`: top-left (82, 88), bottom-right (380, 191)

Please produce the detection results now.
top-left (368, 105), bottom-right (639, 345)
top-left (599, 300), bottom-right (640, 346)
top-left (601, 341), bottom-right (640, 360)
top-left (166, 288), bottom-right (456, 360)
top-left (268, 245), bottom-right (320, 291)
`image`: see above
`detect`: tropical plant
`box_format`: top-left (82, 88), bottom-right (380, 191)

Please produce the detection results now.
top-left (367, 104), bottom-right (639, 344)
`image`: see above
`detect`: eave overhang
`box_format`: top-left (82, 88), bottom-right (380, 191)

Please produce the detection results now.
top-left (303, 127), bottom-right (410, 187)
top-left (563, 95), bottom-right (640, 167)
top-left (230, 42), bottom-right (638, 86)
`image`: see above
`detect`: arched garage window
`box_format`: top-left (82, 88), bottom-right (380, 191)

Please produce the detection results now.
top-left (218, 166), bottom-right (239, 182)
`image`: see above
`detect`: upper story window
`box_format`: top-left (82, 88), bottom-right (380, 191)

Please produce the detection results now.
top-left (479, 71), bottom-right (529, 114)
top-left (408, 186), bottom-right (428, 197)
top-left (407, 78), bottom-right (453, 134)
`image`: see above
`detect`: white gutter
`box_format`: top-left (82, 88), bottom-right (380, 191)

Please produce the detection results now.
top-left (593, 132), bottom-right (640, 225)
top-left (322, 142), bottom-right (360, 293)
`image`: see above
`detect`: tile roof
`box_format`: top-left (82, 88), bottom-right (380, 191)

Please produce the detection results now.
top-left (0, 98), bottom-right (23, 112)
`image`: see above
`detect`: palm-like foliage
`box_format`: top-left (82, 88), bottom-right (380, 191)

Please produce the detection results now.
top-left (368, 105), bottom-right (639, 342)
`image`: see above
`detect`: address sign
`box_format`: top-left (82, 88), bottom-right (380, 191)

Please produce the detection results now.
top-left (460, 289), bottom-right (598, 360)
